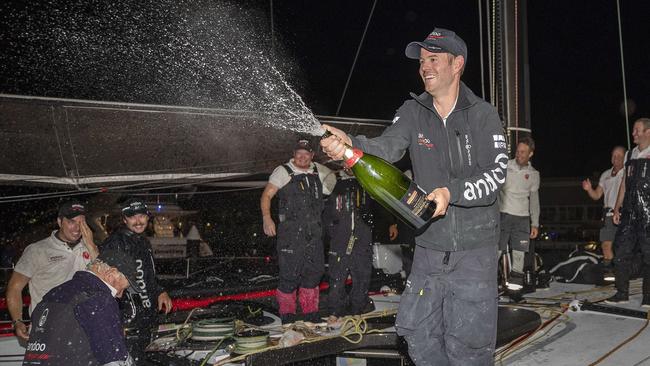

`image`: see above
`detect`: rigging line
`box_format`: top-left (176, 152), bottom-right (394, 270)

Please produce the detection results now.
top-left (0, 189), bottom-right (106, 204)
top-left (478, 0), bottom-right (486, 99)
top-left (74, 158), bottom-right (275, 178)
top-left (269, 0), bottom-right (275, 61)
top-left (485, 0), bottom-right (494, 106)
top-left (0, 175), bottom-right (233, 203)
top-left (335, 0), bottom-right (377, 116)
top-left (111, 186), bottom-right (264, 196)
top-left (51, 106), bottom-right (70, 179)
top-left (490, 0), bottom-right (499, 110)
top-left (63, 108), bottom-right (81, 180)
top-left (616, 0), bottom-right (630, 150)
top-left (112, 176), bottom-right (254, 192)
top-left (514, 0), bottom-right (519, 143)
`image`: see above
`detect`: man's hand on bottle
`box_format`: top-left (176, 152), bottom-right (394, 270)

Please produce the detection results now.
top-left (427, 188), bottom-right (450, 218)
top-left (320, 124), bottom-right (352, 161)
top-left (263, 216), bottom-right (276, 237)
top-left (388, 224), bottom-right (398, 241)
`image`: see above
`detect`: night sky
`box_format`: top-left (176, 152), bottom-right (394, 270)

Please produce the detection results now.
top-left (1, 0), bottom-right (650, 179)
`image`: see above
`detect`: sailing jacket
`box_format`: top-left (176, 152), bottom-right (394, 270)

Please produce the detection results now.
top-left (101, 228), bottom-right (164, 327)
top-left (23, 271), bottom-right (132, 366)
top-left (350, 82), bottom-right (508, 251)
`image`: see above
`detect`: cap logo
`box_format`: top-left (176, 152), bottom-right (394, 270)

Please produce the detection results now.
top-left (70, 204), bottom-right (84, 211)
top-left (427, 32), bottom-right (444, 39)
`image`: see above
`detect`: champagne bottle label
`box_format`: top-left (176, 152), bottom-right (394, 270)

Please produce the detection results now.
top-left (344, 148), bottom-right (363, 167)
top-left (400, 181), bottom-right (431, 218)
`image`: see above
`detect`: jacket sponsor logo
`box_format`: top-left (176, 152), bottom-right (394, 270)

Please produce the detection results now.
top-left (38, 308), bottom-right (49, 327)
top-left (135, 259), bottom-right (152, 308)
top-left (493, 134), bottom-right (506, 149)
top-left (463, 153), bottom-right (508, 200)
top-left (27, 341), bottom-right (47, 352)
top-left (417, 133), bottom-right (434, 149)
top-left (464, 135), bottom-right (472, 166)
top-left (392, 116), bottom-right (400, 124)
top-left (525, 174), bottom-right (529, 180)
top-left (83, 251), bottom-right (90, 259)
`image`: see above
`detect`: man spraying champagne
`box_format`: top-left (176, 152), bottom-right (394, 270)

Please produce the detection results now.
top-left (322, 28), bottom-right (508, 366)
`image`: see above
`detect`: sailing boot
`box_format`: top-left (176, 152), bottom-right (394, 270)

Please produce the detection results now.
top-left (605, 264), bottom-right (630, 304)
top-left (641, 267), bottom-right (650, 308)
top-left (276, 289), bottom-right (297, 324)
top-left (299, 287), bottom-right (321, 323)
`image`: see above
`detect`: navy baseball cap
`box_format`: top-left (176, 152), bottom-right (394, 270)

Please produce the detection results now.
top-left (405, 28), bottom-right (468, 62)
top-left (58, 200), bottom-right (87, 219)
top-left (120, 198), bottom-right (149, 217)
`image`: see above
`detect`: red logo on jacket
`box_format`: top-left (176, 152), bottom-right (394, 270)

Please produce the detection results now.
top-left (83, 251), bottom-right (90, 259)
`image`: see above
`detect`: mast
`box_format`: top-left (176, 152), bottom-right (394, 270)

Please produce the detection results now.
top-left (492, 0), bottom-right (531, 156)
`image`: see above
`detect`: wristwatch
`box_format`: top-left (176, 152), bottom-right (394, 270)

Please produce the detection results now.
top-left (12, 319), bottom-right (24, 328)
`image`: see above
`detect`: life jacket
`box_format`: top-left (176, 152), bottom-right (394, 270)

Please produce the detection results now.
top-left (23, 292), bottom-right (96, 366)
top-left (277, 164), bottom-right (324, 224)
top-left (327, 177), bottom-right (374, 227)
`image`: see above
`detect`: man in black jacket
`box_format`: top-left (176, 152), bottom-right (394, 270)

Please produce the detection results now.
top-left (322, 28), bottom-right (507, 365)
top-left (102, 198), bottom-right (173, 364)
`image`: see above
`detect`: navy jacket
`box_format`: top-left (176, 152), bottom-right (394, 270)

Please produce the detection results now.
top-left (350, 83), bottom-right (508, 251)
top-left (23, 271), bottom-right (130, 365)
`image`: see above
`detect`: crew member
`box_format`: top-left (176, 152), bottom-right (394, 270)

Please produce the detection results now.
top-left (7, 200), bottom-right (98, 340)
top-left (498, 137), bottom-right (540, 281)
top-left (581, 146), bottom-right (625, 267)
top-left (261, 139), bottom-right (336, 323)
top-left (323, 168), bottom-right (374, 325)
top-left (23, 250), bottom-right (139, 366)
top-left (101, 198), bottom-right (173, 364)
top-left (322, 28), bottom-right (507, 365)
top-left (608, 118), bottom-right (650, 306)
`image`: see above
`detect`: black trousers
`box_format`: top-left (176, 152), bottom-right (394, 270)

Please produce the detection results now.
top-left (613, 211), bottom-right (650, 294)
top-left (327, 224), bottom-right (373, 316)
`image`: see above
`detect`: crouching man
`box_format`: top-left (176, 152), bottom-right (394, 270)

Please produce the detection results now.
top-left (23, 250), bottom-right (141, 366)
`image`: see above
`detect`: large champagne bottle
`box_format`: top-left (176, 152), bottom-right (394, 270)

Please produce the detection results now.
top-left (322, 131), bottom-right (435, 229)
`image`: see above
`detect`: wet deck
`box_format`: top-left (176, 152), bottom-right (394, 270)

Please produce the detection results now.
top-left (498, 279), bottom-right (650, 366)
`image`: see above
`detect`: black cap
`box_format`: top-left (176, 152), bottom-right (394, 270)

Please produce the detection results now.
top-left (121, 198), bottom-right (149, 217)
top-left (405, 28), bottom-right (468, 62)
top-left (97, 249), bottom-right (143, 293)
top-left (294, 139), bottom-right (313, 153)
top-left (58, 200), bottom-right (87, 219)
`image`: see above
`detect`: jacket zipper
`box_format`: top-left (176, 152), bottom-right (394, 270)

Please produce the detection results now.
top-left (443, 123), bottom-right (459, 252)
top-left (455, 130), bottom-right (464, 168)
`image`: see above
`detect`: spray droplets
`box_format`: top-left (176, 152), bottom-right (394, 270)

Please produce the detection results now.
top-left (1, 0), bottom-right (320, 133)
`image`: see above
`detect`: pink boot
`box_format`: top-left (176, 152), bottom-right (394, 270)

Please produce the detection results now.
top-left (276, 289), bottom-right (297, 324)
top-left (299, 287), bottom-right (320, 322)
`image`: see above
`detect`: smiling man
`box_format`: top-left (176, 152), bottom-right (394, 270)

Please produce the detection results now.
top-left (101, 198), bottom-right (172, 364)
top-left (321, 28), bottom-right (507, 365)
top-left (7, 200), bottom-right (98, 340)
top-left (260, 139), bottom-right (336, 324)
